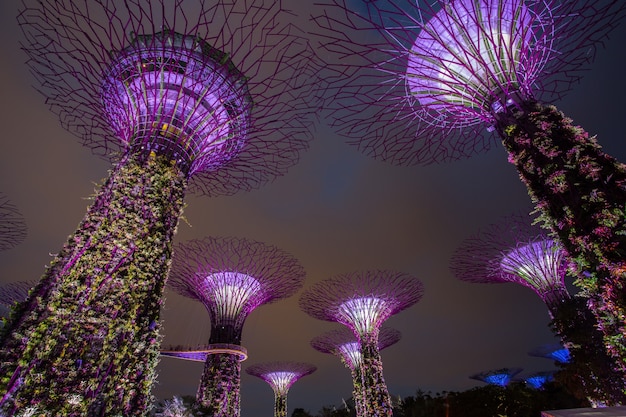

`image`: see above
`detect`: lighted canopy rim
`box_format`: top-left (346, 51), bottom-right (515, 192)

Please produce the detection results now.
top-left (405, 0), bottom-right (554, 127)
top-left (199, 271), bottom-right (264, 322)
top-left (497, 239), bottom-right (569, 294)
top-left (101, 30), bottom-right (252, 175)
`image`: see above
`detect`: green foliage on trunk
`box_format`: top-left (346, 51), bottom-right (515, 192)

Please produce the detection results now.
top-left (0, 153), bottom-right (187, 416)
top-left (196, 353), bottom-right (241, 417)
top-left (495, 101), bottom-right (626, 379)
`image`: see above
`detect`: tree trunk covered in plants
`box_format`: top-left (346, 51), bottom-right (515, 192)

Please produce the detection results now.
top-left (0, 153), bottom-right (186, 416)
top-left (495, 100), bottom-right (626, 379)
top-left (360, 336), bottom-right (393, 417)
top-left (349, 366), bottom-right (366, 417)
top-left (551, 296), bottom-right (626, 405)
top-left (274, 392), bottom-right (288, 417)
top-left (196, 352), bottom-right (241, 417)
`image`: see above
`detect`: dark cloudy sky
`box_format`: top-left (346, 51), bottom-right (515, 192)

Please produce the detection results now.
top-left (1, 1), bottom-right (626, 416)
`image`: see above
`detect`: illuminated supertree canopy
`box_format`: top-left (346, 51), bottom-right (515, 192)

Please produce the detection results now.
top-left (300, 270), bottom-right (423, 417)
top-left (449, 212), bottom-right (571, 315)
top-left (0, 1), bottom-right (320, 415)
top-left (311, 326), bottom-right (401, 417)
top-left (470, 367), bottom-right (523, 387)
top-left (245, 361), bottom-right (316, 417)
top-left (528, 344), bottom-right (571, 364)
top-left (524, 371), bottom-right (555, 389)
top-left (165, 236), bottom-right (306, 417)
top-left (312, 0), bottom-right (626, 372)
top-left (0, 193), bottom-right (27, 252)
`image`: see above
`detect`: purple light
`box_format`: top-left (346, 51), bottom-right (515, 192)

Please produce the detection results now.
top-left (299, 270), bottom-right (423, 338)
top-left (101, 31), bottom-right (252, 175)
top-left (338, 296), bottom-right (391, 335)
top-left (246, 362), bottom-right (317, 393)
top-left (311, 326), bottom-right (402, 370)
top-left (406, 0), bottom-right (550, 126)
top-left (498, 239), bottom-right (570, 306)
top-left (168, 236), bottom-right (306, 344)
top-left (450, 212), bottom-right (570, 311)
top-left (201, 272), bottom-right (263, 322)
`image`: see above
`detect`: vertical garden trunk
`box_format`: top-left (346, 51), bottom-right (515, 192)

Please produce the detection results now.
top-left (0, 153), bottom-right (187, 416)
top-left (196, 352), bottom-right (241, 417)
top-left (350, 366), bottom-right (366, 417)
top-left (360, 337), bottom-right (393, 417)
top-left (495, 101), bottom-right (626, 378)
top-left (274, 392), bottom-right (288, 417)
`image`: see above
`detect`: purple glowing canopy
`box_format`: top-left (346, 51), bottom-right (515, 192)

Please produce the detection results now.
top-left (449, 212), bottom-right (571, 306)
top-left (310, 326), bottom-right (402, 369)
top-left (167, 236), bottom-right (306, 340)
top-left (245, 361), bottom-right (317, 395)
top-left (312, 0), bottom-right (625, 164)
top-left (17, 0), bottom-right (319, 195)
top-left (299, 270), bottom-right (423, 337)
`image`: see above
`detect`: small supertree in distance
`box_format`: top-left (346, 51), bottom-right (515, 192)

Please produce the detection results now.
top-left (528, 344), bottom-right (571, 365)
top-left (299, 270), bottom-right (424, 417)
top-left (245, 361), bottom-right (316, 417)
top-left (0, 1), bottom-right (319, 415)
top-left (164, 236), bottom-right (306, 417)
top-left (470, 368), bottom-right (523, 387)
top-left (450, 212), bottom-right (626, 404)
top-left (311, 326), bottom-right (401, 417)
top-left (0, 193), bottom-right (27, 252)
top-left (524, 371), bottom-right (555, 390)
top-left (312, 0), bottom-right (626, 371)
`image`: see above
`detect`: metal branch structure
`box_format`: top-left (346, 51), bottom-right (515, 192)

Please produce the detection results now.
top-left (0, 281), bottom-right (35, 321)
top-left (469, 368), bottom-right (523, 387)
top-left (450, 213), bottom-right (626, 402)
top-left (245, 361), bottom-right (316, 417)
top-left (311, 326), bottom-right (401, 417)
top-left (449, 212), bottom-right (571, 316)
top-left (0, 1), bottom-right (320, 415)
top-left (313, 0), bottom-right (626, 372)
top-left (0, 193), bottom-right (27, 252)
top-left (300, 270), bottom-right (423, 417)
top-left (165, 236), bottom-right (306, 417)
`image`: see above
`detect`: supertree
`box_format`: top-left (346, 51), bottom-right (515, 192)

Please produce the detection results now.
top-left (528, 344), bottom-right (571, 364)
top-left (449, 212), bottom-right (572, 318)
top-left (312, 0), bottom-right (626, 371)
top-left (0, 1), bottom-right (319, 415)
top-left (450, 212), bottom-right (626, 403)
top-left (470, 368), bottom-right (523, 387)
top-left (524, 371), bottom-right (555, 389)
top-left (311, 326), bottom-right (401, 417)
top-left (164, 236), bottom-right (306, 417)
top-left (299, 270), bottom-right (423, 417)
top-left (245, 361), bottom-right (317, 417)
top-left (0, 193), bottom-right (27, 252)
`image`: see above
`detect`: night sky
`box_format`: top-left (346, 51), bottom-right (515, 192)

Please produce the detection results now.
top-left (1, 1), bottom-right (626, 416)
